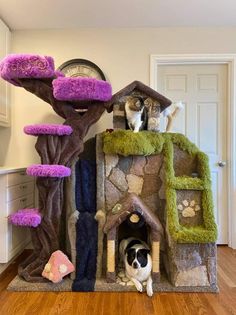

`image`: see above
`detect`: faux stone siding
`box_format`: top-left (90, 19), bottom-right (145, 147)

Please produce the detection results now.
top-left (176, 190), bottom-right (203, 227)
top-left (165, 242), bottom-right (216, 287)
top-left (104, 153), bottom-right (164, 219)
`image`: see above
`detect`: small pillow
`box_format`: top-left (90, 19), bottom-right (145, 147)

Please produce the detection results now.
top-left (42, 250), bottom-right (75, 283)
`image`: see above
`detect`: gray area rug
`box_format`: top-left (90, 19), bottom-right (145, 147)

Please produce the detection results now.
top-left (8, 275), bottom-right (218, 293)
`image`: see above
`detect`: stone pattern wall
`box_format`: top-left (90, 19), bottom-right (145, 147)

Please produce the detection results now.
top-left (164, 242), bottom-right (217, 287)
top-left (105, 153), bottom-right (164, 220)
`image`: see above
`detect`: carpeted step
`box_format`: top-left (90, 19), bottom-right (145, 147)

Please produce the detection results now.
top-left (27, 164), bottom-right (71, 178)
top-left (0, 54), bottom-right (55, 86)
top-left (24, 124), bottom-right (73, 136)
top-left (9, 208), bottom-right (41, 227)
top-left (52, 77), bottom-right (112, 101)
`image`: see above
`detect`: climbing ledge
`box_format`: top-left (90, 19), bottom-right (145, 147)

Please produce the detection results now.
top-left (0, 54), bottom-right (55, 86)
top-left (103, 130), bottom-right (165, 156)
top-left (27, 164), bottom-right (71, 178)
top-left (103, 131), bottom-right (199, 156)
top-left (9, 208), bottom-right (41, 227)
top-left (24, 124), bottom-right (73, 136)
top-left (102, 130), bottom-right (217, 243)
top-left (52, 77), bottom-right (112, 101)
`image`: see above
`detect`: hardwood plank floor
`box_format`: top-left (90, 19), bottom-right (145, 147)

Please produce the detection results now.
top-left (0, 246), bottom-right (235, 315)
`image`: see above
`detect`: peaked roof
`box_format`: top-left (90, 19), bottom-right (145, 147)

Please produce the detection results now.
top-left (103, 193), bottom-right (163, 235)
top-left (105, 80), bottom-right (172, 113)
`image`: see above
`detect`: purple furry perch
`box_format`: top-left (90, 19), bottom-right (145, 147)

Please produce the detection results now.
top-left (27, 164), bottom-right (71, 178)
top-left (54, 70), bottom-right (65, 78)
top-left (0, 54), bottom-right (55, 86)
top-left (9, 208), bottom-right (41, 227)
top-left (52, 77), bottom-right (112, 101)
top-left (24, 124), bottom-right (73, 136)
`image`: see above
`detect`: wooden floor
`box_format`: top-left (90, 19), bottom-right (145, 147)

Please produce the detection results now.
top-left (0, 246), bottom-right (235, 315)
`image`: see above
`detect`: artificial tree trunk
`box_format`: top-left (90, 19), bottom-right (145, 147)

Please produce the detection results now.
top-left (15, 78), bottom-right (108, 281)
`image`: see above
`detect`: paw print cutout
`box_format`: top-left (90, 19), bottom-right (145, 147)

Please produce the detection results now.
top-left (177, 200), bottom-right (201, 217)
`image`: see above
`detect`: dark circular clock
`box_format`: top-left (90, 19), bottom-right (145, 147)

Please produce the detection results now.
top-left (58, 58), bottom-right (106, 81)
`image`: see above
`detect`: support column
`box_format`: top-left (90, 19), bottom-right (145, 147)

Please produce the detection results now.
top-left (106, 228), bottom-right (116, 283)
top-left (152, 240), bottom-right (160, 282)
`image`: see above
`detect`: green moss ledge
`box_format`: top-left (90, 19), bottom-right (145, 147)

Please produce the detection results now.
top-left (102, 130), bottom-right (217, 243)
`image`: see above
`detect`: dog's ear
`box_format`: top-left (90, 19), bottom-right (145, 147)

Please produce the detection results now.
top-left (125, 247), bottom-right (131, 255)
top-left (125, 247), bottom-right (135, 255)
top-left (139, 248), bottom-right (150, 256)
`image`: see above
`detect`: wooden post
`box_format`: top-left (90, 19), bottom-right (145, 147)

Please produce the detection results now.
top-left (152, 240), bottom-right (160, 282)
top-left (106, 229), bottom-right (116, 283)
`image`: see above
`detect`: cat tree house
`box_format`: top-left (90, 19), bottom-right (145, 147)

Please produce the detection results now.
top-left (0, 54), bottom-right (218, 292)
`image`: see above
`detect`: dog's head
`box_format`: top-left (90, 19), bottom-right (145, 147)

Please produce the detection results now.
top-left (125, 247), bottom-right (150, 269)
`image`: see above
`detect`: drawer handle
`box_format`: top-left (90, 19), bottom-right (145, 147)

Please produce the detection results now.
top-left (20, 198), bottom-right (27, 203)
top-left (20, 185), bottom-right (27, 189)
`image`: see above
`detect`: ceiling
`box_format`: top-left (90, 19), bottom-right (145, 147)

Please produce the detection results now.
top-left (1, 0), bottom-right (236, 30)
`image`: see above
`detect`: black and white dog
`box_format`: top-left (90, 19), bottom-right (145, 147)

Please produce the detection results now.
top-left (119, 237), bottom-right (153, 297)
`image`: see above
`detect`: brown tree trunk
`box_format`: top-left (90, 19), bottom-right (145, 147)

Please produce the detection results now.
top-left (18, 98), bottom-right (106, 281)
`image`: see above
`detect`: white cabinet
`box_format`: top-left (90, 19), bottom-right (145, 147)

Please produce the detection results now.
top-left (0, 168), bottom-right (35, 263)
top-left (0, 19), bottom-right (10, 127)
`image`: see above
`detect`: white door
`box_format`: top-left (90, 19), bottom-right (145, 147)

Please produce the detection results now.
top-left (157, 64), bottom-right (228, 244)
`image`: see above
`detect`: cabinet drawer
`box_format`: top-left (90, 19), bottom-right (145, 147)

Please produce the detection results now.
top-left (7, 171), bottom-right (33, 187)
top-left (7, 194), bottom-right (34, 214)
top-left (7, 182), bottom-right (34, 202)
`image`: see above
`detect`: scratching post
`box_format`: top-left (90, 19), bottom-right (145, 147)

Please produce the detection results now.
top-left (151, 240), bottom-right (160, 281)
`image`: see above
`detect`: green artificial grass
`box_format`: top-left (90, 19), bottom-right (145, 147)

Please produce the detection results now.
top-left (102, 130), bottom-right (217, 243)
top-left (103, 130), bottom-right (164, 156)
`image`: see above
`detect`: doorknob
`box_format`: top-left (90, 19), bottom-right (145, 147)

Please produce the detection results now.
top-left (218, 161), bottom-right (226, 167)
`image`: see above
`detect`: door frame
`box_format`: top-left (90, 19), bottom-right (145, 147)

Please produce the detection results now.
top-left (150, 54), bottom-right (236, 249)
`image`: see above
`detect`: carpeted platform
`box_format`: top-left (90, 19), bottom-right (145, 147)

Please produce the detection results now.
top-left (7, 276), bottom-right (73, 292)
top-left (7, 275), bottom-right (218, 293)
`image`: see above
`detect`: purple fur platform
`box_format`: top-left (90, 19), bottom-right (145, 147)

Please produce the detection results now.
top-left (24, 124), bottom-right (73, 136)
top-left (9, 208), bottom-right (41, 227)
top-left (27, 164), bottom-right (71, 178)
top-left (52, 77), bottom-right (112, 101)
top-left (54, 70), bottom-right (65, 78)
top-left (0, 54), bottom-right (55, 86)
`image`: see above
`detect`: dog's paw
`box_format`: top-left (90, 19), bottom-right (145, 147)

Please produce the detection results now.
top-left (135, 282), bottom-right (143, 292)
top-left (147, 286), bottom-right (153, 297)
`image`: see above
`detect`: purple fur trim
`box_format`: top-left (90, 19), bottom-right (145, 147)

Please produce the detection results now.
top-left (0, 54), bottom-right (55, 86)
top-left (52, 77), bottom-right (112, 101)
top-left (54, 70), bottom-right (65, 78)
top-left (9, 208), bottom-right (41, 227)
top-left (24, 124), bottom-right (73, 136)
top-left (27, 164), bottom-right (71, 178)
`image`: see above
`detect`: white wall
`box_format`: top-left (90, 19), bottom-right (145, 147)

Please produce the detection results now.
top-left (2, 27), bottom-right (236, 166)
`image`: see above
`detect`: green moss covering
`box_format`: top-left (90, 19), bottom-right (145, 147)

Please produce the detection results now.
top-left (165, 133), bottom-right (199, 156)
top-left (103, 130), bottom-right (164, 156)
top-left (197, 152), bottom-right (212, 187)
top-left (102, 130), bottom-right (217, 243)
top-left (169, 177), bottom-right (205, 190)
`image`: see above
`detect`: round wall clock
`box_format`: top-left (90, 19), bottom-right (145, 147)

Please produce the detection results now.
top-left (58, 58), bottom-right (106, 81)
